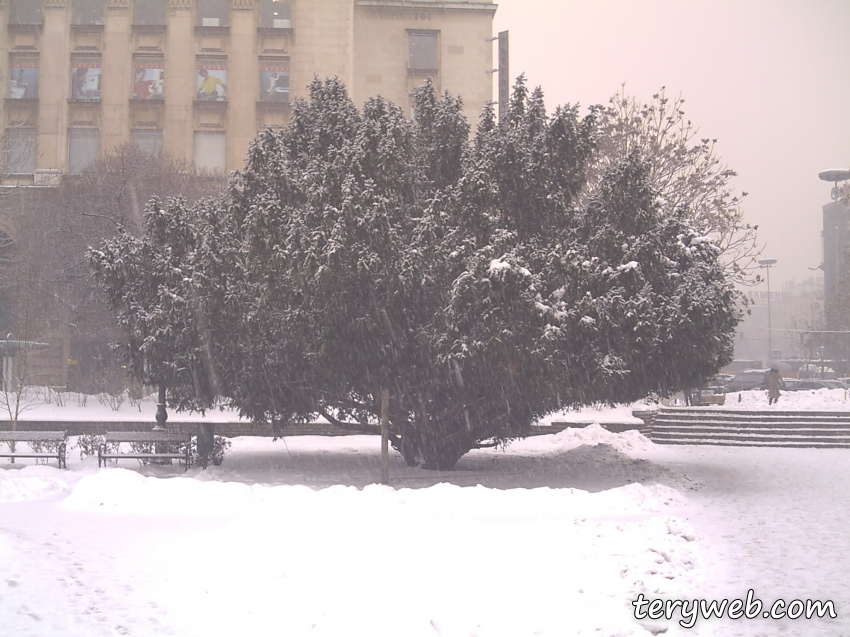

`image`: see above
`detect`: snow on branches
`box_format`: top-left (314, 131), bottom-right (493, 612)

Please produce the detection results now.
top-left (91, 77), bottom-right (741, 469)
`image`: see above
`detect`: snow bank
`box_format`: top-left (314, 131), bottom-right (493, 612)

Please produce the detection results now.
top-left (48, 469), bottom-right (700, 636)
top-left (507, 422), bottom-right (655, 454)
top-left (549, 423), bottom-right (654, 453)
top-left (61, 468), bottom-right (686, 519)
top-left (0, 465), bottom-right (76, 502)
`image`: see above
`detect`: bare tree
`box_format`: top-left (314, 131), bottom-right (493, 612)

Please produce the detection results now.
top-left (0, 144), bottom-right (225, 395)
top-left (586, 86), bottom-right (761, 284)
top-left (0, 230), bottom-right (55, 437)
top-left (795, 296), bottom-right (827, 373)
top-left (0, 125), bottom-right (38, 198)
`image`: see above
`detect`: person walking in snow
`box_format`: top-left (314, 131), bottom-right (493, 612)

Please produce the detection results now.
top-left (768, 368), bottom-right (781, 405)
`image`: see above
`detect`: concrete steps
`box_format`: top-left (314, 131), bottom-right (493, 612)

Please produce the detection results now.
top-left (650, 408), bottom-right (850, 448)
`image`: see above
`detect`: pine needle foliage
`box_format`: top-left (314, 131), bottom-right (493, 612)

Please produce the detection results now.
top-left (90, 78), bottom-right (741, 469)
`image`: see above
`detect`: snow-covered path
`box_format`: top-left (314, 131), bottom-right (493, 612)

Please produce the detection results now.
top-left (1, 498), bottom-right (183, 636)
top-left (636, 445), bottom-right (850, 636)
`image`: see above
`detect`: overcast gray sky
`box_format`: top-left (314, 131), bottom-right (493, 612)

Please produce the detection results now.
top-left (492, 0), bottom-right (850, 290)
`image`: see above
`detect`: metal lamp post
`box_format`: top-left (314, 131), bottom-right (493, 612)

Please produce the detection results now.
top-left (154, 383), bottom-right (167, 431)
top-left (758, 258), bottom-right (778, 364)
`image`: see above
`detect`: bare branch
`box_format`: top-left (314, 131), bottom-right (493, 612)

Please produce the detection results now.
top-left (586, 86), bottom-right (762, 285)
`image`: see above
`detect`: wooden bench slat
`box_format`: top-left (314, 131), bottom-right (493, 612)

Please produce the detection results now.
top-left (0, 453), bottom-right (65, 459)
top-left (0, 431), bottom-right (67, 442)
top-left (98, 431), bottom-right (191, 471)
top-left (99, 453), bottom-right (187, 459)
top-left (0, 433), bottom-right (67, 468)
top-left (104, 433), bottom-right (191, 443)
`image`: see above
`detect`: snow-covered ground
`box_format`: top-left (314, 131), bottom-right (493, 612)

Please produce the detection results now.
top-left (700, 385), bottom-right (850, 411)
top-left (0, 390), bottom-right (848, 636)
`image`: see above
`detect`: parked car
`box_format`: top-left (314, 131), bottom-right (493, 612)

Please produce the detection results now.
top-left (691, 385), bottom-right (726, 406)
top-left (725, 369), bottom-right (786, 393)
top-left (787, 379), bottom-right (846, 391)
top-left (687, 375), bottom-right (728, 405)
top-left (705, 375), bottom-right (731, 390)
top-left (797, 364), bottom-right (836, 380)
top-left (782, 379), bottom-right (802, 392)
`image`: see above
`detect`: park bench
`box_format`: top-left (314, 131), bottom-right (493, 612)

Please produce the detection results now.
top-left (0, 431), bottom-right (67, 468)
top-left (98, 431), bottom-right (192, 471)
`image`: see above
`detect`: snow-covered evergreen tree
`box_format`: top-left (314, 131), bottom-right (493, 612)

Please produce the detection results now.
top-left (90, 77), bottom-right (741, 469)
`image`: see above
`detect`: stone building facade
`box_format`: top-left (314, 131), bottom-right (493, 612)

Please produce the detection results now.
top-left (1, 0), bottom-right (497, 182)
top-left (0, 0), bottom-right (497, 390)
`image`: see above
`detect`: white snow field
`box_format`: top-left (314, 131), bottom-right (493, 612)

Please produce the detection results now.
top-left (0, 390), bottom-right (848, 636)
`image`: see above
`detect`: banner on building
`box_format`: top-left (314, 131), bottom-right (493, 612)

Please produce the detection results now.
top-left (259, 65), bottom-right (289, 102)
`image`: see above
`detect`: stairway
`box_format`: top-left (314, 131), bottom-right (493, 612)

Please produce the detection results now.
top-left (650, 408), bottom-right (850, 448)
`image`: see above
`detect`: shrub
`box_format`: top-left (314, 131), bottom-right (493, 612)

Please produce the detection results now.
top-left (190, 435), bottom-right (231, 467)
top-left (28, 438), bottom-right (66, 464)
top-left (75, 433), bottom-right (114, 459)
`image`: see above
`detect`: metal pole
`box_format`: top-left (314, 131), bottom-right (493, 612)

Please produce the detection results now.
top-left (758, 258), bottom-right (777, 364)
top-left (381, 388), bottom-right (389, 485)
top-left (154, 383), bottom-right (167, 431)
top-left (498, 31), bottom-right (509, 122)
top-left (766, 266), bottom-right (773, 363)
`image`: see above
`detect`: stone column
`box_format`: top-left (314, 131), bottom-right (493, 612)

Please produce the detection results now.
top-left (163, 0), bottom-right (194, 163)
top-left (39, 0), bottom-right (72, 171)
top-left (227, 0), bottom-right (256, 171)
top-left (102, 0), bottom-right (133, 152)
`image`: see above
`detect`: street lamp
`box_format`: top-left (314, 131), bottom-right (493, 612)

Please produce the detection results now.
top-left (758, 257), bottom-right (778, 364)
top-left (818, 169), bottom-right (850, 204)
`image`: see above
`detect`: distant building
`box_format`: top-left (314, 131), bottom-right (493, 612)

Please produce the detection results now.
top-left (1, 0), bottom-right (497, 180)
top-left (0, 0), bottom-right (498, 388)
top-left (734, 277), bottom-right (823, 364)
top-left (822, 200), bottom-right (849, 313)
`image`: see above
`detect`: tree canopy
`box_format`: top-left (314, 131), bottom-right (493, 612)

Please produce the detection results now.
top-left (90, 78), bottom-right (742, 469)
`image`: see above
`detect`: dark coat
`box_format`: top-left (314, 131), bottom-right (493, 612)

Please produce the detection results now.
top-left (768, 370), bottom-right (781, 401)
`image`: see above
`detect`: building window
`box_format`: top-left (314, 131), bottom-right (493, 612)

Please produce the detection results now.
top-left (4, 129), bottom-right (36, 175)
top-left (132, 130), bottom-right (163, 156)
top-left (69, 129), bottom-right (99, 174)
top-left (134, 0), bottom-right (166, 26)
top-left (11, 0), bottom-right (43, 25)
top-left (197, 0), bottom-right (228, 27)
top-left (259, 64), bottom-right (289, 102)
top-left (133, 61), bottom-right (164, 100)
top-left (74, 0), bottom-right (105, 25)
top-left (194, 132), bottom-right (225, 173)
top-left (9, 59), bottom-right (39, 100)
top-left (196, 63), bottom-right (227, 101)
top-left (409, 32), bottom-right (438, 71)
top-left (259, 0), bottom-right (291, 28)
top-left (71, 60), bottom-right (102, 100)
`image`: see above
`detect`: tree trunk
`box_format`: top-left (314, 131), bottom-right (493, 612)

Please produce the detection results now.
top-left (409, 392), bottom-right (475, 470)
top-left (197, 422), bottom-right (214, 469)
top-left (380, 388), bottom-right (389, 484)
top-left (420, 431), bottom-right (473, 470)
